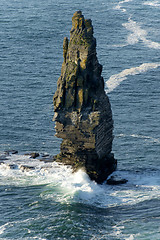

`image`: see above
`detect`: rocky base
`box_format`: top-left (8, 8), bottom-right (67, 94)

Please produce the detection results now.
top-left (54, 152), bottom-right (117, 184)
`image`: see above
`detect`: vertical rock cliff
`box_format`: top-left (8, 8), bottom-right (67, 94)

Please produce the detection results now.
top-left (53, 11), bottom-right (117, 183)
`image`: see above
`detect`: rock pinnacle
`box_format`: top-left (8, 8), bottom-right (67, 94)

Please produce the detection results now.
top-left (53, 11), bottom-right (117, 183)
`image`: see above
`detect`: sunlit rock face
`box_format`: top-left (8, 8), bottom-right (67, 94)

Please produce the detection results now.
top-left (53, 11), bottom-right (117, 183)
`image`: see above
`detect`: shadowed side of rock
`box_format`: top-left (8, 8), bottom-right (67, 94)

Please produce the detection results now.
top-left (53, 11), bottom-right (117, 183)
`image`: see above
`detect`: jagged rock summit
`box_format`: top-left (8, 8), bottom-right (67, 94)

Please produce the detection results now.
top-left (53, 11), bottom-right (117, 183)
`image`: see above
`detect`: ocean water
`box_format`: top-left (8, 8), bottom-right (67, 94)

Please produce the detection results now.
top-left (0, 0), bottom-right (160, 239)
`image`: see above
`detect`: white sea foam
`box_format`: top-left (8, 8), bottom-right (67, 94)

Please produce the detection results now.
top-left (130, 134), bottom-right (160, 144)
top-left (0, 154), bottom-right (72, 186)
top-left (106, 62), bottom-right (160, 93)
top-left (114, 0), bottom-right (133, 13)
top-left (0, 154), bottom-right (160, 208)
top-left (0, 154), bottom-right (104, 204)
top-left (122, 18), bottom-right (160, 49)
top-left (143, 0), bottom-right (160, 7)
top-left (111, 225), bottom-right (138, 240)
top-left (117, 133), bottom-right (160, 144)
top-left (0, 223), bottom-right (9, 235)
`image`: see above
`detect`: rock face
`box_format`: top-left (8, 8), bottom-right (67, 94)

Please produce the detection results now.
top-left (53, 11), bottom-right (117, 183)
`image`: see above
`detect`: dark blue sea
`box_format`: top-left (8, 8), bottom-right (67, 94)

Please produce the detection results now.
top-left (0, 0), bottom-right (160, 239)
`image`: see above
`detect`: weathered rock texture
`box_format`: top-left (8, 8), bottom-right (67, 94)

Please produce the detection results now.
top-left (53, 11), bottom-right (117, 183)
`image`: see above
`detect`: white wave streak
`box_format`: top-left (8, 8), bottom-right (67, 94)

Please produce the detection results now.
top-left (114, 0), bottom-right (133, 13)
top-left (123, 18), bottom-right (160, 49)
top-left (0, 223), bottom-right (8, 235)
top-left (131, 134), bottom-right (160, 143)
top-left (143, 1), bottom-right (160, 7)
top-left (106, 62), bottom-right (160, 93)
top-left (117, 133), bottom-right (160, 144)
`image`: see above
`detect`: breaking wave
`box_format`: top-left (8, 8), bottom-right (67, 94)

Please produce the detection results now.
top-left (0, 153), bottom-right (160, 208)
top-left (106, 62), bottom-right (160, 93)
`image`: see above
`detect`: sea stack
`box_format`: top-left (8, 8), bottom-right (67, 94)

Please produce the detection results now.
top-left (53, 11), bottom-right (117, 183)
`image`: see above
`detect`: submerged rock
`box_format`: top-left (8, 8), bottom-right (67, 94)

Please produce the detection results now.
top-left (7, 164), bottom-right (18, 170)
top-left (39, 156), bottom-right (55, 163)
top-left (30, 152), bottom-right (40, 159)
top-left (20, 165), bottom-right (35, 172)
top-left (53, 11), bottom-right (117, 183)
top-left (4, 150), bottom-right (18, 155)
top-left (107, 176), bottom-right (128, 185)
top-left (24, 152), bottom-right (40, 159)
top-left (0, 155), bottom-right (9, 161)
